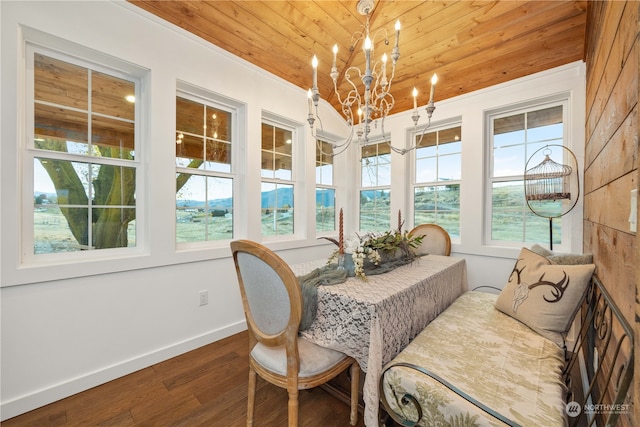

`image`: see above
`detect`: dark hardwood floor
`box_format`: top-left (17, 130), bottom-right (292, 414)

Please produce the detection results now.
top-left (2, 331), bottom-right (366, 426)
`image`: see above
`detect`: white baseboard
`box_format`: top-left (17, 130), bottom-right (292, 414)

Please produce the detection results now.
top-left (0, 322), bottom-right (247, 421)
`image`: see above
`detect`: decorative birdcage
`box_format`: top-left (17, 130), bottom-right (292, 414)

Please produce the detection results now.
top-left (525, 151), bottom-right (572, 201)
top-left (524, 145), bottom-right (580, 250)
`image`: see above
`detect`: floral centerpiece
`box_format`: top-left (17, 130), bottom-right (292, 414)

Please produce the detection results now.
top-left (324, 210), bottom-right (424, 280)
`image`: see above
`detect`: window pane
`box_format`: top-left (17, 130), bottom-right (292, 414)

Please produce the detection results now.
top-left (262, 123), bottom-right (292, 180)
top-left (493, 144), bottom-right (525, 177)
top-left (176, 174), bottom-right (233, 242)
top-left (34, 53), bottom-right (88, 109)
top-left (438, 154), bottom-right (461, 180)
top-left (491, 181), bottom-right (526, 241)
top-left (361, 142), bottom-right (391, 187)
top-left (316, 140), bottom-right (333, 186)
top-left (261, 182), bottom-right (294, 236)
top-left (34, 206), bottom-right (88, 253)
top-left (360, 189), bottom-right (390, 231)
top-left (33, 158), bottom-right (137, 253)
top-left (316, 188), bottom-right (335, 232)
top-left (414, 184), bottom-right (460, 238)
top-left (35, 104), bottom-right (89, 151)
top-left (416, 157), bottom-right (437, 182)
top-left (91, 71), bottom-right (135, 121)
top-left (176, 133), bottom-right (204, 168)
top-left (207, 108), bottom-right (231, 142)
top-left (176, 97), bottom-right (205, 135)
top-left (91, 114), bottom-right (135, 159)
top-left (205, 139), bottom-right (231, 173)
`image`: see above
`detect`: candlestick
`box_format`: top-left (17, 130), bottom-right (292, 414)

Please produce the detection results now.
top-left (307, 89), bottom-right (312, 114)
top-left (332, 44), bottom-right (338, 69)
top-left (312, 55), bottom-right (318, 90)
top-left (338, 208), bottom-right (344, 254)
top-left (364, 36), bottom-right (371, 75)
top-left (394, 20), bottom-right (400, 49)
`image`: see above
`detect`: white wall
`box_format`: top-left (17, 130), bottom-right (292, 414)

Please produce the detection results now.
top-left (0, 0), bottom-right (586, 420)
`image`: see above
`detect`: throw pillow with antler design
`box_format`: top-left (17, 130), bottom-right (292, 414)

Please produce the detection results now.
top-left (494, 247), bottom-right (595, 347)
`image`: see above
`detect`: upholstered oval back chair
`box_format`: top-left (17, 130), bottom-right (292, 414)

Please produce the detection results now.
top-left (409, 223), bottom-right (452, 256)
top-left (230, 239), bottom-right (359, 427)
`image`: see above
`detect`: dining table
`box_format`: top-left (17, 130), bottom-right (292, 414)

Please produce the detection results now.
top-left (291, 254), bottom-right (468, 427)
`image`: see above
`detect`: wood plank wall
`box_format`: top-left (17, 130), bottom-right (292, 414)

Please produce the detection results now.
top-left (583, 2), bottom-right (638, 426)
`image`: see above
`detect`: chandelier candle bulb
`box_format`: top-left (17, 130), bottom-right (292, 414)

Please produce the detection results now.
top-left (429, 73), bottom-right (438, 104)
top-left (412, 87), bottom-right (418, 110)
top-left (395, 20), bottom-right (400, 48)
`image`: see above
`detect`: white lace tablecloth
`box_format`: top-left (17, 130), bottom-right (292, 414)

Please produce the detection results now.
top-left (291, 255), bottom-right (468, 427)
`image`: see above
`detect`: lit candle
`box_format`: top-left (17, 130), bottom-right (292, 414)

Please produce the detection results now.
top-left (312, 55), bottom-right (318, 90)
top-left (429, 73), bottom-right (438, 104)
top-left (395, 20), bottom-right (400, 49)
top-left (412, 87), bottom-right (418, 110)
top-left (338, 208), bottom-right (344, 254)
top-left (332, 44), bottom-right (338, 69)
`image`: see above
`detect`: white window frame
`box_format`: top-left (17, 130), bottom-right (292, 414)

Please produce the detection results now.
top-left (314, 135), bottom-right (337, 234)
top-left (175, 83), bottom-right (241, 250)
top-left (22, 41), bottom-right (146, 268)
top-left (359, 138), bottom-right (392, 232)
top-left (484, 96), bottom-right (572, 249)
top-left (260, 113), bottom-right (303, 241)
top-left (410, 121), bottom-right (462, 238)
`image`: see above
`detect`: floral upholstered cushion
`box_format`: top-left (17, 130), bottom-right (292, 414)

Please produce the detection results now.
top-left (494, 247), bottom-right (595, 346)
top-left (381, 291), bottom-right (568, 426)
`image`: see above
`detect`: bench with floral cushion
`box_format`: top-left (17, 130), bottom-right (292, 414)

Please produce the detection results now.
top-left (379, 247), bottom-right (634, 427)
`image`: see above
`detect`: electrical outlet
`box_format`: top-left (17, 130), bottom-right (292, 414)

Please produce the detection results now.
top-left (199, 290), bottom-right (208, 306)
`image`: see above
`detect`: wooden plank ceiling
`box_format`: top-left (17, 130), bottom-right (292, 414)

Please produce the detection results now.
top-left (129, 0), bottom-right (587, 117)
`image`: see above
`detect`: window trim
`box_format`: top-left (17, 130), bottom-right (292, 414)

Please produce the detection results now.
top-left (484, 95), bottom-right (572, 250)
top-left (22, 41), bottom-right (146, 266)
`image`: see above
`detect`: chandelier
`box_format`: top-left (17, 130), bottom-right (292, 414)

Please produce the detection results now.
top-left (307, 0), bottom-right (437, 156)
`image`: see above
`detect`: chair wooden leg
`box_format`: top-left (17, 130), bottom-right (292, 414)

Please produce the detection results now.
top-left (350, 361), bottom-right (360, 426)
top-left (288, 389), bottom-right (299, 427)
top-left (247, 368), bottom-right (256, 427)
